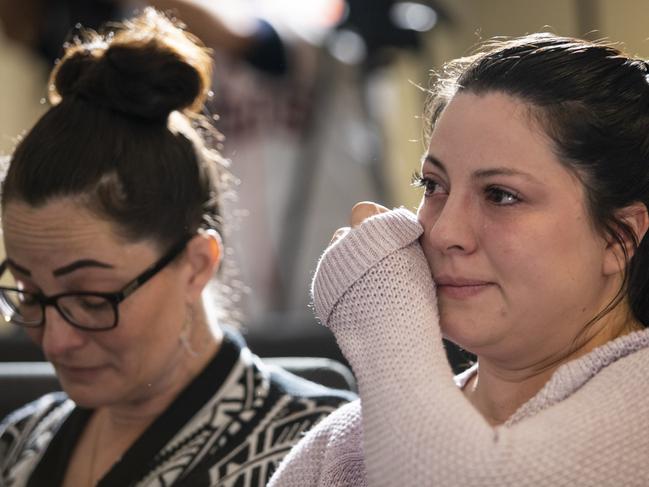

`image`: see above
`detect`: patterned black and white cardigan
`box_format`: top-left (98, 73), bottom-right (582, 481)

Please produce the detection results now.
top-left (0, 329), bottom-right (355, 486)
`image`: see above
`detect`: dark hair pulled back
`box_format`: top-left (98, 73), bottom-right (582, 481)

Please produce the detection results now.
top-left (427, 33), bottom-right (649, 327)
top-left (2, 8), bottom-right (227, 249)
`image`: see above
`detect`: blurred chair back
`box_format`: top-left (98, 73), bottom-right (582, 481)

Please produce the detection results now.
top-left (265, 357), bottom-right (357, 392)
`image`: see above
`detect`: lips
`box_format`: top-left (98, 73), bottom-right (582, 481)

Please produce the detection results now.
top-left (433, 275), bottom-right (495, 299)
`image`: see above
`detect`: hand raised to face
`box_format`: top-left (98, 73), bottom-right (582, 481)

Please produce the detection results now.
top-left (330, 201), bottom-right (390, 246)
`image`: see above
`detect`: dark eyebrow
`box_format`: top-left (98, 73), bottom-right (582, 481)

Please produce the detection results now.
top-left (6, 259), bottom-right (31, 277)
top-left (423, 154), bottom-right (447, 174)
top-left (473, 167), bottom-right (540, 183)
top-left (5, 258), bottom-right (114, 278)
top-left (52, 260), bottom-right (114, 277)
top-left (424, 154), bottom-right (540, 183)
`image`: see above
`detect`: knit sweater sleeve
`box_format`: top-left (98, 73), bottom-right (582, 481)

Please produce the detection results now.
top-left (312, 208), bottom-right (649, 487)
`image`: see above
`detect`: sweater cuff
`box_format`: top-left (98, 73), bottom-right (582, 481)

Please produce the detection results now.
top-left (312, 208), bottom-right (424, 325)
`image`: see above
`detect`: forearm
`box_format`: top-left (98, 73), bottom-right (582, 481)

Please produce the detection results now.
top-left (314, 209), bottom-right (649, 486)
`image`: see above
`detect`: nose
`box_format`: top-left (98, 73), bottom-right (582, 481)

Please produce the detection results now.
top-left (422, 193), bottom-right (478, 255)
top-left (41, 306), bottom-right (87, 359)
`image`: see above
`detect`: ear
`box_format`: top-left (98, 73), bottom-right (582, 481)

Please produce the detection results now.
top-left (182, 230), bottom-right (223, 303)
top-left (603, 202), bottom-right (649, 276)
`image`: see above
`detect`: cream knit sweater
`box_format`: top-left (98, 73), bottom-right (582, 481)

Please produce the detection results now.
top-left (269, 208), bottom-right (649, 487)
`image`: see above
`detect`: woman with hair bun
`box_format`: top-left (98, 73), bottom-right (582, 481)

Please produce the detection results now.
top-left (270, 33), bottom-right (649, 486)
top-left (0, 8), bottom-right (353, 487)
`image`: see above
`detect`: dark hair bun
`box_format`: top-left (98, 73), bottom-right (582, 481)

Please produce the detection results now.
top-left (50, 8), bottom-right (212, 121)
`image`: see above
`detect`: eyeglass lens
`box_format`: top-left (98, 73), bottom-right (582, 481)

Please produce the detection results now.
top-left (0, 272), bottom-right (116, 330)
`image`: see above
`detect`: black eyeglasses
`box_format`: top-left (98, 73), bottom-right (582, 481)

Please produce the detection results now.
top-left (0, 236), bottom-right (191, 332)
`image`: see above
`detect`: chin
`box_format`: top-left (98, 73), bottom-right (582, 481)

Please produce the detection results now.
top-left (57, 376), bottom-right (114, 408)
top-left (439, 315), bottom-right (491, 356)
top-left (62, 388), bottom-right (109, 409)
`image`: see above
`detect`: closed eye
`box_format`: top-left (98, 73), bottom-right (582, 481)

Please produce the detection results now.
top-left (77, 297), bottom-right (112, 311)
top-left (485, 186), bottom-right (521, 205)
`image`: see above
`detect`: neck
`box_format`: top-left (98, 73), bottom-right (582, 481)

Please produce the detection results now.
top-left (465, 306), bottom-right (642, 426)
top-left (463, 360), bottom-right (558, 425)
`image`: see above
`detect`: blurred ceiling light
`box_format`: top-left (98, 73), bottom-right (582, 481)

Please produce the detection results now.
top-left (327, 28), bottom-right (367, 65)
top-left (389, 2), bottom-right (437, 32)
top-left (210, 0), bottom-right (347, 44)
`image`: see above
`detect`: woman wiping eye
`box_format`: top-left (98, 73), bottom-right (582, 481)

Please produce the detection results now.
top-left (270, 32), bottom-right (649, 487)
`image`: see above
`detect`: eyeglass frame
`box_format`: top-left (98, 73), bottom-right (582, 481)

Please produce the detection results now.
top-left (0, 235), bottom-right (192, 332)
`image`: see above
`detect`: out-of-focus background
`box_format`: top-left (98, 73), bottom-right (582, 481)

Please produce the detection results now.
top-left (1, 0), bottom-right (648, 363)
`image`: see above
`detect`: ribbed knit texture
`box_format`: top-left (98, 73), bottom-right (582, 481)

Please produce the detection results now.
top-left (270, 209), bottom-right (649, 487)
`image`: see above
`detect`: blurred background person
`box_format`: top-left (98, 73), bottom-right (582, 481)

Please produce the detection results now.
top-left (135, 0), bottom-right (390, 327)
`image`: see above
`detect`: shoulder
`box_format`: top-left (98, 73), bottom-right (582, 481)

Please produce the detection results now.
top-left (1, 392), bottom-right (73, 483)
top-left (176, 328), bottom-right (358, 485)
top-left (268, 400), bottom-right (365, 487)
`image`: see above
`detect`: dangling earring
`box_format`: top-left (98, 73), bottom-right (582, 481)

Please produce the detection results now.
top-left (179, 305), bottom-right (199, 357)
